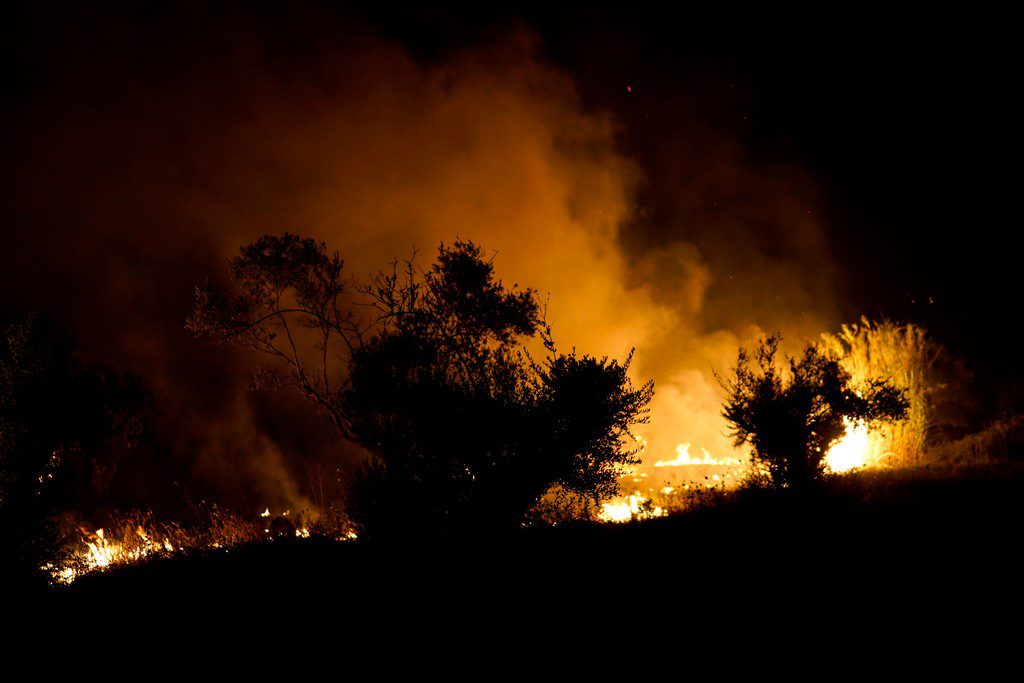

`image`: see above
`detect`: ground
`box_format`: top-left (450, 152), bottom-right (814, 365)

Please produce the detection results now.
top-left (50, 462), bottom-right (1024, 618)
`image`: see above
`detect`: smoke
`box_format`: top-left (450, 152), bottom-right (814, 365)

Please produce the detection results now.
top-left (1, 6), bottom-right (841, 509)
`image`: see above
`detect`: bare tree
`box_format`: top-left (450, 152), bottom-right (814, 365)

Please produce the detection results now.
top-left (188, 234), bottom-right (362, 439)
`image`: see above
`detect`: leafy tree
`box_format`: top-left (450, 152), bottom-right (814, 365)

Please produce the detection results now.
top-left (189, 234), bottom-right (653, 535)
top-left (0, 313), bottom-right (149, 577)
top-left (719, 335), bottom-right (908, 489)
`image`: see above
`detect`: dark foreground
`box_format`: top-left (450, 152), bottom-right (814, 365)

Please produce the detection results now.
top-left (41, 464), bottom-right (1024, 618)
top-left (7, 469), bottom-right (1014, 668)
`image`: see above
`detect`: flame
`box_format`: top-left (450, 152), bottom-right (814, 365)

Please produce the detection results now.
top-left (653, 442), bottom-right (743, 467)
top-left (46, 507), bottom-right (357, 584)
top-left (43, 525), bottom-right (183, 584)
top-left (596, 439), bottom-right (744, 524)
top-left (598, 491), bottom-right (665, 523)
top-left (824, 419), bottom-right (872, 472)
top-left (824, 418), bottom-right (894, 473)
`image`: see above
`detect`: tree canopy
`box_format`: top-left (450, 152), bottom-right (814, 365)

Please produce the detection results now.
top-left (190, 234), bottom-right (653, 535)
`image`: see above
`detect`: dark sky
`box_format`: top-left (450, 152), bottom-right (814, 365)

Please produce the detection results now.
top-left (2, 1), bottom-right (1019, 422)
top-left (356, 3), bottom-right (1019, 410)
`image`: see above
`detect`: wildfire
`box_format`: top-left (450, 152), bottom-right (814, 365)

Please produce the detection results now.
top-left (821, 318), bottom-right (935, 467)
top-left (598, 491), bottom-right (665, 523)
top-left (604, 417), bottom-right (894, 523)
top-left (46, 507), bottom-right (358, 585)
top-left (824, 419), bottom-right (869, 472)
top-left (597, 440), bottom-right (746, 523)
top-left (824, 418), bottom-right (893, 473)
top-left (44, 525), bottom-right (182, 585)
top-left (654, 442), bottom-right (743, 467)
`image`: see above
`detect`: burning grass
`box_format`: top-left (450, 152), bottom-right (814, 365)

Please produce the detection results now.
top-left (594, 442), bottom-right (744, 523)
top-left (44, 506), bottom-right (357, 585)
top-left (594, 319), bottom-right (942, 519)
top-left (821, 318), bottom-right (943, 469)
top-left (32, 317), bottom-right (989, 582)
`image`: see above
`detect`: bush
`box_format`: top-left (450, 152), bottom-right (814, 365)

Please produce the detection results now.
top-left (190, 235), bottom-right (653, 536)
top-left (0, 313), bottom-right (149, 579)
top-left (720, 335), bottom-right (908, 489)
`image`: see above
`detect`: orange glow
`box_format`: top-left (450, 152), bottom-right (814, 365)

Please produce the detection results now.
top-left (654, 442), bottom-right (743, 468)
top-left (598, 491), bottom-right (665, 523)
top-left (45, 508), bottom-right (357, 585)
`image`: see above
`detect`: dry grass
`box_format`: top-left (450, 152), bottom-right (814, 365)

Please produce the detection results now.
top-left (927, 415), bottom-right (1024, 464)
top-left (821, 317), bottom-right (944, 466)
top-left (47, 504), bottom-right (355, 584)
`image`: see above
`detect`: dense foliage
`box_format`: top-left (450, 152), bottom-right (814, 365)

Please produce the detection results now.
top-left (190, 235), bottom-right (653, 535)
top-left (720, 335), bottom-right (908, 488)
top-left (0, 314), bottom-right (148, 576)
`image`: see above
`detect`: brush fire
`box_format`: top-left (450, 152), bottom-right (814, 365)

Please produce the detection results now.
top-left (35, 319), bottom-right (934, 581)
top-left (596, 320), bottom-right (936, 522)
top-left (44, 508), bottom-right (357, 584)
top-left (22, 313), bottom-right (931, 587)
top-left (6, 6), bottom-right (1001, 596)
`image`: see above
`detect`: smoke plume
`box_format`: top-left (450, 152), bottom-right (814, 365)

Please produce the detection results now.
top-left (1, 6), bottom-right (841, 510)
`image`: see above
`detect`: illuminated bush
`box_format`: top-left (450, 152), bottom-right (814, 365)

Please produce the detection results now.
top-left (190, 235), bottom-right (653, 536)
top-left (720, 335), bottom-right (908, 489)
top-left (820, 318), bottom-right (945, 467)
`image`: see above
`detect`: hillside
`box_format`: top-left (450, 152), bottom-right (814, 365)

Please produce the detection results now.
top-left (56, 463), bottom-right (1024, 608)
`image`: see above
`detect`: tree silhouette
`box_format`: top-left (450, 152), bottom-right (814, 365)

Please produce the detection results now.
top-left (0, 313), bottom-right (149, 579)
top-left (188, 232), bottom-right (356, 438)
top-left (720, 335), bottom-right (908, 489)
top-left (189, 235), bottom-right (653, 536)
